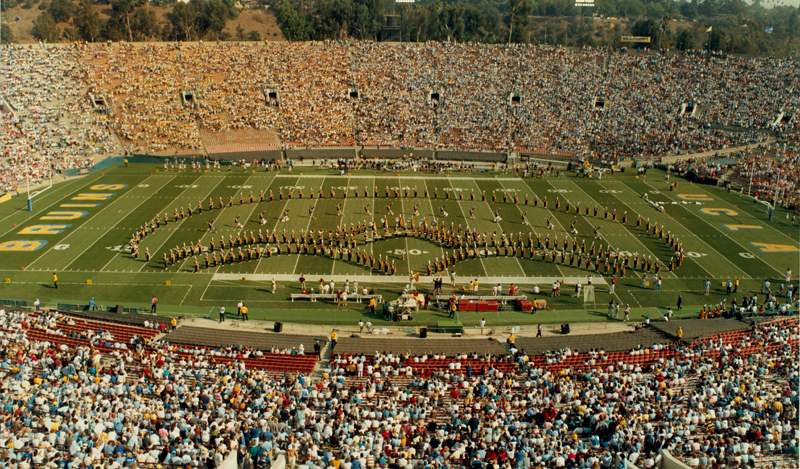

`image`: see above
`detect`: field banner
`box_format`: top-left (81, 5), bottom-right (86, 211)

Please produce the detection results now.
top-left (621, 36), bottom-right (651, 43)
top-left (0, 194), bottom-right (11, 204)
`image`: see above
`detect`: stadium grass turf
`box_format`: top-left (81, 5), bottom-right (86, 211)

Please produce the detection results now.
top-left (0, 162), bottom-right (797, 327)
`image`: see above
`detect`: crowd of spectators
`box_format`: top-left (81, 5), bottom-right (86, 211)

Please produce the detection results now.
top-left (729, 143), bottom-right (800, 209)
top-left (667, 140), bottom-right (800, 210)
top-left (0, 302), bottom-right (797, 469)
top-left (2, 41), bottom-right (796, 191)
top-left (79, 42), bottom-right (790, 158)
top-left (0, 44), bottom-right (119, 194)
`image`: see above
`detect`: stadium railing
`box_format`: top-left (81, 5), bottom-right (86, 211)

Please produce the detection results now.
top-left (53, 302), bottom-right (150, 315)
top-left (56, 302), bottom-right (91, 312)
top-left (0, 298), bottom-right (29, 307)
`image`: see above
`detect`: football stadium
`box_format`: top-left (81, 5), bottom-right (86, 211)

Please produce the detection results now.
top-left (1, 28), bottom-right (799, 469)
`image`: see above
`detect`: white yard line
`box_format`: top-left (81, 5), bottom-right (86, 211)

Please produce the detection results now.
top-left (127, 176), bottom-right (228, 273)
top-left (290, 187), bottom-right (321, 276)
top-left (176, 175), bottom-right (257, 272)
top-left (615, 179), bottom-right (749, 279)
top-left (198, 276), bottom-right (216, 304)
top-left (0, 173), bottom-right (104, 234)
top-left (367, 178), bottom-right (376, 274)
top-left (63, 188), bottom-right (162, 271)
top-left (179, 285), bottom-right (193, 305)
top-left (253, 177), bottom-right (295, 274)
top-left (330, 177), bottom-right (351, 275)
top-left (446, 180), bottom-right (489, 276)
top-left (496, 179), bottom-right (565, 278)
top-left (421, 180), bottom-right (450, 276)
top-left (29, 175), bottom-right (163, 270)
top-left (395, 178), bottom-right (414, 275)
top-left (466, 179), bottom-right (543, 277)
top-left (557, 179), bottom-right (679, 279)
top-left (645, 180), bottom-right (788, 277)
top-left (690, 183), bottom-right (796, 239)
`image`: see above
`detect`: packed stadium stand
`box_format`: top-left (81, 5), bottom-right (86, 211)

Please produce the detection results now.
top-left (1, 39), bottom-right (800, 469)
top-left (0, 300), bottom-right (796, 469)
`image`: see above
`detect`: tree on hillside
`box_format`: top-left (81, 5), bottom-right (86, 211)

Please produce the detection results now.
top-left (75, 0), bottom-right (100, 42)
top-left (32, 11), bottom-right (60, 42)
top-left (131, 6), bottom-right (159, 41)
top-left (169, 1), bottom-right (199, 41)
top-left (708, 28), bottom-right (726, 51)
top-left (788, 10), bottom-right (798, 38)
top-left (675, 28), bottom-right (695, 50)
top-left (48, 0), bottom-right (76, 23)
top-left (617, 0), bottom-right (645, 20)
top-left (631, 17), bottom-right (658, 47)
top-left (314, 0), bottom-right (353, 40)
top-left (202, 0), bottom-right (230, 39)
top-left (506, 0), bottom-right (532, 43)
top-left (659, 14), bottom-right (671, 47)
top-left (112, 0), bottom-right (145, 42)
top-left (349, 0), bottom-right (382, 40)
top-left (221, 0), bottom-right (240, 20)
top-left (276, 0), bottom-right (315, 41)
top-left (1, 22), bottom-right (15, 44)
top-left (62, 27), bottom-right (80, 41)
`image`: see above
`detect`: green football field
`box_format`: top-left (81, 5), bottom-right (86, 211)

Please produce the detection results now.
top-left (0, 162), bottom-right (797, 327)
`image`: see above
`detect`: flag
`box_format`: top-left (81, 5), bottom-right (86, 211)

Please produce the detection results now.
top-left (609, 23), bottom-right (615, 29)
top-left (706, 26), bottom-right (713, 32)
top-left (765, 28), bottom-right (773, 34)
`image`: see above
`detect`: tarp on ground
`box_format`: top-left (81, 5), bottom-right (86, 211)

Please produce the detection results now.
top-left (62, 157), bottom-right (124, 177)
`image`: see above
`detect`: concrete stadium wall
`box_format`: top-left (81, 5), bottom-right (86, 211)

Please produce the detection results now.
top-left (659, 450), bottom-right (692, 469)
top-left (437, 150), bottom-right (507, 163)
top-left (61, 147), bottom-right (588, 177)
top-left (285, 148), bottom-right (358, 160)
top-left (625, 458), bottom-right (643, 469)
top-left (209, 150), bottom-right (283, 163)
top-left (359, 148), bottom-right (435, 160)
top-left (270, 452), bottom-right (287, 469)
